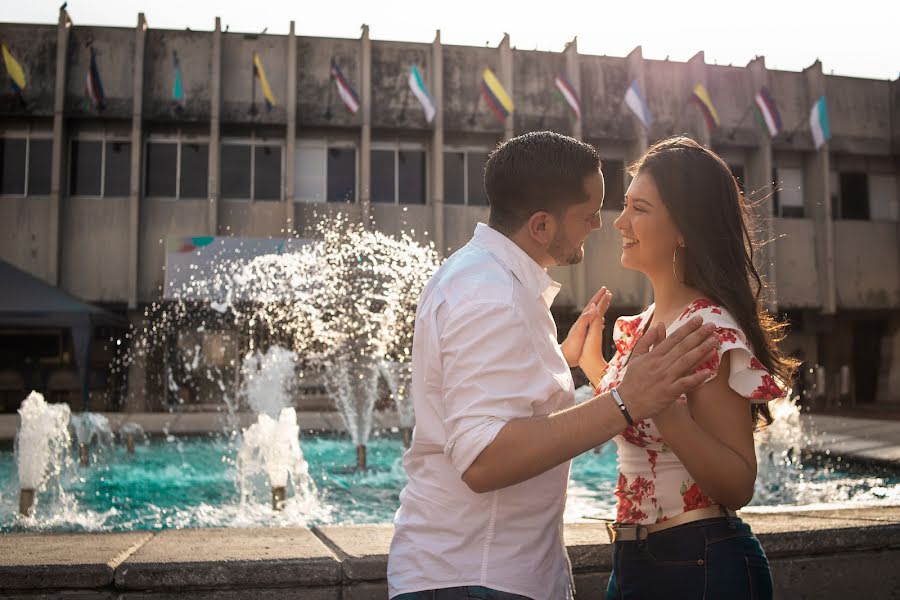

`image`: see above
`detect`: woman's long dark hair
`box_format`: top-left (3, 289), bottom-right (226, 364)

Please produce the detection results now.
top-left (628, 136), bottom-right (798, 428)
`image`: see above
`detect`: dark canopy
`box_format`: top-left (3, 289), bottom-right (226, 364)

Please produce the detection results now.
top-left (0, 260), bottom-right (128, 409)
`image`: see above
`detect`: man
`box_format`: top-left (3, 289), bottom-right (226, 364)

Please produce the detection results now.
top-left (388, 132), bottom-right (717, 600)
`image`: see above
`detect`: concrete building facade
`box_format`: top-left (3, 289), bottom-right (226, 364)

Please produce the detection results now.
top-left (1, 10), bottom-right (898, 412)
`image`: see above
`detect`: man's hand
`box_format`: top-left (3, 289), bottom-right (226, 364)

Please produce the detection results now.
top-left (615, 318), bottom-right (718, 421)
top-left (561, 286), bottom-right (613, 368)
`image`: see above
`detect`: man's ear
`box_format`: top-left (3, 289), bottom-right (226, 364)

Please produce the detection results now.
top-left (526, 211), bottom-right (557, 247)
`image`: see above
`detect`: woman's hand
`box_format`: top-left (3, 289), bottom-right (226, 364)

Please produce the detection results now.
top-left (560, 287), bottom-right (612, 380)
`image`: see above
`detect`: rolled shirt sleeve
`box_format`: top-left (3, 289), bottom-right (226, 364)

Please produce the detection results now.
top-left (438, 300), bottom-right (560, 476)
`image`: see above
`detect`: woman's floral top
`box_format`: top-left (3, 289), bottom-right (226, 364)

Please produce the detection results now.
top-left (597, 298), bottom-right (784, 525)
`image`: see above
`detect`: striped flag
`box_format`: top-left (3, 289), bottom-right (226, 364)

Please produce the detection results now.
top-left (408, 64), bottom-right (435, 123)
top-left (1, 43), bottom-right (26, 94)
top-left (85, 47), bottom-right (105, 110)
top-left (481, 67), bottom-right (514, 122)
top-left (554, 75), bottom-right (581, 120)
top-left (753, 87), bottom-right (782, 137)
top-left (624, 79), bottom-right (652, 129)
top-left (809, 96), bottom-right (831, 150)
top-left (331, 60), bottom-right (360, 114)
top-left (690, 83), bottom-right (720, 131)
top-left (253, 52), bottom-right (276, 111)
top-left (172, 51), bottom-right (185, 109)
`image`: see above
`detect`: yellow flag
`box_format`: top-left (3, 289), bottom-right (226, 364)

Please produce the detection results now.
top-left (2, 43), bottom-right (26, 92)
top-left (253, 52), bottom-right (276, 110)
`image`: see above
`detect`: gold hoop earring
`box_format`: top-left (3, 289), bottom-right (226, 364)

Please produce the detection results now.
top-left (672, 244), bottom-right (686, 284)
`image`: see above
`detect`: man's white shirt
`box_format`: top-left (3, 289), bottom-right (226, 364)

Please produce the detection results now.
top-left (388, 223), bottom-right (576, 600)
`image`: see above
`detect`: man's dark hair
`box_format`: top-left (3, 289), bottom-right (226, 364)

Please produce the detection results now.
top-left (483, 131), bottom-right (602, 235)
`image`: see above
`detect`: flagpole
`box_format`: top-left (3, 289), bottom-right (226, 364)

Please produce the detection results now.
top-left (727, 100), bottom-right (755, 140)
top-left (249, 53), bottom-right (258, 116)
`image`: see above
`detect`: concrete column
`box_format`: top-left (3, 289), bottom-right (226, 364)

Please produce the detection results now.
top-left (48, 8), bottom-right (71, 286)
top-left (430, 30), bottom-right (446, 257)
top-left (686, 51), bottom-right (710, 147)
top-left (625, 46), bottom-right (653, 308)
top-left (564, 37), bottom-right (586, 305)
top-left (359, 25), bottom-right (372, 221)
top-left (564, 37), bottom-right (582, 141)
top-left (208, 17), bottom-right (222, 235)
top-left (499, 33), bottom-right (514, 140)
top-left (804, 60), bottom-right (837, 315)
top-left (285, 21), bottom-right (297, 232)
top-left (127, 13), bottom-right (147, 309)
top-left (746, 56), bottom-right (778, 313)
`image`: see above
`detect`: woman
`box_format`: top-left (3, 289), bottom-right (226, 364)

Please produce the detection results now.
top-left (580, 136), bottom-right (797, 599)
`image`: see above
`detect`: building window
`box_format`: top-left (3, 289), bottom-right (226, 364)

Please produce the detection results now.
top-left (0, 138), bottom-right (26, 195)
top-left (773, 167), bottom-right (804, 218)
top-left (834, 171), bottom-right (869, 220)
top-left (443, 150), bottom-right (487, 206)
top-left (221, 140), bottom-right (282, 201)
top-left (371, 145), bottom-right (426, 205)
top-left (601, 159), bottom-right (625, 212)
top-left (869, 174), bottom-right (898, 222)
top-left (294, 142), bottom-right (357, 203)
top-left (0, 136), bottom-right (52, 197)
top-left (69, 139), bottom-right (131, 197)
top-left (145, 140), bottom-right (209, 199)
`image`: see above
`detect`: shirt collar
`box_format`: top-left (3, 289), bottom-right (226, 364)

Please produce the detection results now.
top-left (471, 223), bottom-right (562, 308)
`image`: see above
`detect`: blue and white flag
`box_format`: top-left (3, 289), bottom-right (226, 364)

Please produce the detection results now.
top-left (624, 79), bottom-right (652, 129)
top-left (809, 95), bottom-right (831, 150)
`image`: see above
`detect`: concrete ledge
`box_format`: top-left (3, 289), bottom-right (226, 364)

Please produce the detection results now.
top-left (0, 507), bottom-right (898, 599)
top-left (0, 531), bottom-right (151, 590)
top-left (115, 528), bottom-right (340, 591)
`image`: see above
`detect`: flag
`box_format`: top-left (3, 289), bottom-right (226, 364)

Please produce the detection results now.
top-left (172, 51), bottom-right (185, 109)
top-left (1, 43), bottom-right (26, 94)
top-left (253, 52), bottom-right (276, 111)
top-left (624, 79), bottom-right (652, 129)
top-left (408, 64), bottom-right (435, 123)
top-left (554, 75), bottom-right (581, 120)
top-left (809, 95), bottom-right (831, 150)
top-left (753, 87), bottom-right (782, 137)
top-left (481, 67), bottom-right (514, 122)
top-left (85, 47), bottom-right (105, 110)
top-left (690, 83), bottom-right (720, 131)
top-left (331, 59), bottom-right (360, 114)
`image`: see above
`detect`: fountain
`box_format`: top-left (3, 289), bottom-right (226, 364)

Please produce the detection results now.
top-left (15, 391), bottom-right (71, 516)
top-left (119, 422), bottom-right (146, 454)
top-left (380, 361), bottom-right (414, 447)
top-left (70, 413), bottom-right (113, 466)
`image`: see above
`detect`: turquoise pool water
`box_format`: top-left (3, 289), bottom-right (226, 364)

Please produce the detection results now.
top-left (2, 432), bottom-right (898, 532)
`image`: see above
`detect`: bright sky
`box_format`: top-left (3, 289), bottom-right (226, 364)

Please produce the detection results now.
top-left (6, 0), bottom-right (899, 80)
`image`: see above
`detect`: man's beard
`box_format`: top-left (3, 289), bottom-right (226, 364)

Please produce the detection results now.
top-left (548, 231), bottom-right (584, 266)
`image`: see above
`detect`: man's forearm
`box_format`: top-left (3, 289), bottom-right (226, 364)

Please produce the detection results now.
top-left (461, 392), bottom-right (626, 493)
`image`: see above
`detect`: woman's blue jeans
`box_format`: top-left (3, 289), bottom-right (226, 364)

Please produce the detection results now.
top-left (606, 517), bottom-right (773, 600)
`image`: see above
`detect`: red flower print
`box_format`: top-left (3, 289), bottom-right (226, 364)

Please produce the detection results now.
top-left (628, 475), bottom-right (655, 503)
top-left (614, 339), bottom-right (630, 355)
top-left (621, 421), bottom-right (650, 448)
top-left (619, 316), bottom-right (643, 338)
top-left (696, 352), bottom-right (721, 376)
top-left (647, 449), bottom-right (659, 477)
top-left (615, 473), bottom-right (649, 523)
top-left (750, 374), bottom-right (783, 400)
top-left (680, 298), bottom-right (722, 319)
top-left (681, 482), bottom-right (715, 512)
top-left (717, 328), bottom-right (738, 345)
top-left (749, 357), bottom-right (765, 370)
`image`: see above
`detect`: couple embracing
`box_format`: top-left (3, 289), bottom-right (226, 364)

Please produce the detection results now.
top-left (388, 132), bottom-right (794, 600)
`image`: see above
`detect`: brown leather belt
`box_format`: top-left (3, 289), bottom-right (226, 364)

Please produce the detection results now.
top-left (605, 505), bottom-right (738, 543)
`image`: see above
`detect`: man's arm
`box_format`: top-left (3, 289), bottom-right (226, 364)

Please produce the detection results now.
top-left (461, 319), bottom-right (718, 493)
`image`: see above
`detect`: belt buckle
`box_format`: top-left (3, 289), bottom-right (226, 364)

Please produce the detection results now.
top-left (605, 522), bottom-right (617, 543)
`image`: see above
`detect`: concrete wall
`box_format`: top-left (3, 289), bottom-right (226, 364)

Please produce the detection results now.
top-left (834, 221), bottom-right (900, 308)
top-left (65, 26), bottom-right (135, 119)
top-left (0, 196), bottom-right (53, 281)
top-left (774, 218), bottom-right (820, 308)
top-left (144, 29), bottom-right (213, 122)
top-left (60, 197), bottom-right (131, 301)
top-left (580, 55), bottom-right (630, 140)
top-left (0, 24), bottom-right (57, 116)
top-left (371, 41), bottom-right (432, 131)
top-left (297, 36), bottom-right (361, 129)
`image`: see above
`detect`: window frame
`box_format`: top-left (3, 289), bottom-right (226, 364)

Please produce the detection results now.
top-left (68, 135), bottom-right (132, 199)
top-left (443, 145), bottom-right (490, 207)
top-left (0, 132), bottom-right (54, 198)
top-left (143, 134), bottom-right (211, 201)
top-left (294, 138), bottom-right (359, 204)
top-left (220, 135), bottom-right (285, 202)
top-left (371, 141), bottom-right (429, 205)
